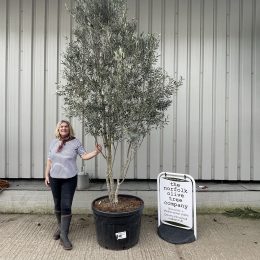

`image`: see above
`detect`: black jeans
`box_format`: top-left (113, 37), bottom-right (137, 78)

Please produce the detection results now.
top-left (49, 175), bottom-right (77, 215)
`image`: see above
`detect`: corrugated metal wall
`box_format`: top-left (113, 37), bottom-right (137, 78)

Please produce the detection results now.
top-left (0, 0), bottom-right (259, 180)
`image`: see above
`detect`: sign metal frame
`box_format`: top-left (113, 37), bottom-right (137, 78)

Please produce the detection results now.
top-left (157, 172), bottom-right (197, 239)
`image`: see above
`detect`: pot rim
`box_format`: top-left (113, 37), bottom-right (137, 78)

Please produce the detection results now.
top-left (92, 194), bottom-right (144, 217)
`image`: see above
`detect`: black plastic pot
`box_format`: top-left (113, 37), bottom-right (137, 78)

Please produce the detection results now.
top-left (92, 194), bottom-right (144, 250)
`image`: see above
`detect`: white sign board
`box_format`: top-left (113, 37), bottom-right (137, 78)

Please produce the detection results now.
top-left (159, 176), bottom-right (193, 229)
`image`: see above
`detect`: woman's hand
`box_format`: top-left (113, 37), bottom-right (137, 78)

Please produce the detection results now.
top-left (95, 144), bottom-right (102, 154)
top-left (81, 144), bottom-right (102, 160)
top-left (44, 159), bottom-right (52, 187)
top-left (45, 175), bottom-right (50, 187)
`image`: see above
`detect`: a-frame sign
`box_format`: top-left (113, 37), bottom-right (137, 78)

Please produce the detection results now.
top-left (157, 172), bottom-right (197, 244)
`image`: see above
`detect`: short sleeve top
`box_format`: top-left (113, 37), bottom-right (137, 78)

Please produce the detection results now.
top-left (48, 138), bottom-right (86, 178)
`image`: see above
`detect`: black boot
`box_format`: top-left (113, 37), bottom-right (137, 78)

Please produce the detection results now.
top-left (60, 215), bottom-right (73, 250)
top-left (53, 211), bottom-right (61, 240)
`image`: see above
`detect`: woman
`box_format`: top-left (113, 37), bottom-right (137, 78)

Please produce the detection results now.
top-left (45, 120), bottom-right (101, 250)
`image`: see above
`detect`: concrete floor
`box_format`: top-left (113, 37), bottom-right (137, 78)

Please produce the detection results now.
top-left (1, 180), bottom-right (260, 259)
top-left (1, 213), bottom-right (260, 260)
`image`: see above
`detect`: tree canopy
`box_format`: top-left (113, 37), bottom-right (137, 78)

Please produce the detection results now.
top-left (58, 0), bottom-right (182, 203)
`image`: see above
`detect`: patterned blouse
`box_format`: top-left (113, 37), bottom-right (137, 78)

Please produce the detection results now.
top-left (48, 138), bottom-right (86, 178)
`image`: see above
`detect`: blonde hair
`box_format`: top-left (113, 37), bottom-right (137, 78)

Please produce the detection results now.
top-left (55, 120), bottom-right (75, 139)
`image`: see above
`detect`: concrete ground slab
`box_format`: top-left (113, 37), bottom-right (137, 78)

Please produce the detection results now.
top-left (241, 184), bottom-right (260, 191)
top-left (118, 181), bottom-right (150, 190)
top-left (196, 182), bottom-right (247, 191)
top-left (0, 213), bottom-right (260, 260)
top-left (148, 182), bottom-right (157, 190)
top-left (100, 181), bottom-right (151, 191)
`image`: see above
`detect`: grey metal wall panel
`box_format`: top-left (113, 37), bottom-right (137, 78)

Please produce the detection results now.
top-left (45, 0), bottom-right (59, 160)
top-left (176, 0), bottom-right (188, 176)
top-left (31, 0), bottom-right (45, 178)
top-left (20, 0), bottom-right (33, 178)
top-left (163, 0), bottom-right (176, 176)
top-left (253, 0), bottom-right (260, 180)
top-left (1, 0), bottom-right (260, 180)
top-left (214, 0), bottom-right (226, 180)
top-left (189, 0), bottom-right (201, 180)
top-left (201, 0), bottom-right (214, 180)
top-left (240, 0), bottom-right (253, 180)
top-left (7, 0), bottom-right (20, 178)
top-left (0, 0), bottom-right (7, 179)
top-left (228, 0), bottom-right (240, 180)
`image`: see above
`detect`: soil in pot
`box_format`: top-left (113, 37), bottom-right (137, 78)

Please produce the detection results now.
top-left (93, 195), bottom-right (143, 213)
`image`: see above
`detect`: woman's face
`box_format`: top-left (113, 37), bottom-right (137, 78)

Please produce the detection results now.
top-left (59, 122), bottom-right (70, 137)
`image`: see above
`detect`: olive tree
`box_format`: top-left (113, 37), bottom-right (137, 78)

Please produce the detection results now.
top-left (58, 0), bottom-right (182, 204)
